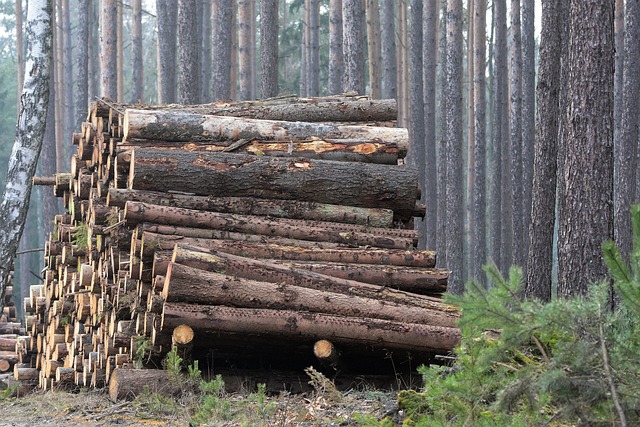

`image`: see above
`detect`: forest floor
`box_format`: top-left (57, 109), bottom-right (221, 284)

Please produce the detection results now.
top-left (0, 383), bottom-right (401, 426)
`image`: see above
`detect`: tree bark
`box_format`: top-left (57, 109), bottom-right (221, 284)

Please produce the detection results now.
top-left (107, 189), bottom-right (395, 227)
top-left (160, 303), bottom-right (460, 353)
top-left (558, 0), bottom-right (614, 297)
top-left (436, 0), bottom-right (448, 267)
top-left (126, 149), bottom-right (420, 212)
top-left (238, 0), bottom-right (252, 100)
top-left (100, 0), bottom-right (117, 100)
top-left (131, 0), bottom-right (144, 103)
top-left (178, 0), bottom-right (199, 104)
top-left (211, 0), bottom-right (232, 101)
top-left (15, 0), bottom-right (23, 99)
top-left (509, 0), bottom-right (523, 269)
top-left (200, 1), bottom-right (212, 102)
top-left (342, 0), bottom-right (366, 94)
top-left (366, 0), bottom-right (382, 99)
top-left (0, 0), bottom-right (52, 312)
top-left (163, 262), bottom-right (457, 327)
top-left (116, 0), bottom-right (123, 101)
top-left (75, 0), bottom-right (89, 129)
top-left (307, 0), bottom-right (320, 96)
top-left (109, 368), bottom-right (179, 401)
top-left (423, 0), bottom-right (438, 251)
top-left (259, 0), bottom-right (279, 98)
top-left (613, 0), bottom-right (624, 185)
top-left (328, 0), bottom-right (344, 95)
top-left (124, 201), bottom-right (417, 249)
top-left (156, 0), bottom-right (177, 104)
top-left (379, 0), bottom-right (397, 100)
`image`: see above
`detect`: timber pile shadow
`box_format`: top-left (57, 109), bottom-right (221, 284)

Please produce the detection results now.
top-left (21, 94), bottom-right (459, 400)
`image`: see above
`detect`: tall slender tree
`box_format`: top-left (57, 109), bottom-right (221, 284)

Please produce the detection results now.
top-left (466, 0), bottom-right (475, 281)
top-left (16, 0), bottom-right (23, 102)
top-left (328, 0), bottom-right (344, 95)
top-left (76, 0), bottom-right (89, 129)
top-left (62, 0), bottom-right (72, 136)
top-left (238, 0), bottom-right (252, 100)
top-left (436, 0), bottom-right (448, 267)
top-left (379, 0), bottom-right (396, 99)
top-left (366, 0), bottom-right (382, 99)
top-left (212, 0), bottom-right (232, 101)
top-left (307, 0), bottom-right (320, 96)
top-left (342, 0), bottom-right (366, 94)
top-left (260, 0), bottom-right (279, 98)
top-left (558, 0), bottom-right (614, 297)
top-left (201, 1), bottom-right (212, 101)
top-left (178, 0), bottom-right (200, 104)
top-left (0, 0), bottom-right (52, 310)
top-left (526, 0), bottom-right (563, 301)
top-left (613, 0), bottom-right (624, 166)
top-left (156, 0), bottom-right (177, 103)
top-left (131, 0), bottom-right (144, 103)
top-left (423, 0), bottom-right (438, 250)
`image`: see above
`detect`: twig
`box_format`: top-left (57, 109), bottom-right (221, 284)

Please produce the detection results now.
top-left (532, 335), bottom-right (550, 364)
top-left (15, 248), bottom-right (44, 255)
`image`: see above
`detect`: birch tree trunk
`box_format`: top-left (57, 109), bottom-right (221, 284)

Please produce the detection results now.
top-left (156, 0), bottom-right (177, 103)
top-left (211, 0), bottom-right (232, 101)
top-left (178, 0), bottom-right (199, 104)
top-left (423, 0), bottom-right (438, 251)
top-left (342, 0), bottom-right (366, 94)
top-left (328, 0), bottom-right (344, 95)
top-left (259, 0), bottom-right (279, 98)
top-left (75, 0), bottom-right (88, 129)
top-left (0, 0), bottom-right (52, 311)
top-left (379, 0), bottom-right (396, 100)
top-left (131, 0), bottom-right (144, 103)
top-left (16, 0), bottom-right (23, 102)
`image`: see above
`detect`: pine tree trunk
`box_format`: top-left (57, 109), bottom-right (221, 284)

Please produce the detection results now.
top-left (613, 0), bottom-right (624, 168)
top-left (75, 0), bottom-right (88, 129)
top-left (156, 0), bottom-right (177, 103)
top-left (308, 0), bottom-right (320, 96)
top-left (178, 0), bottom-right (199, 104)
top-left (328, 0), bottom-right (344, 95)
top-left (131, 0), bottom-right (144, 103)
top-left (436, 0), bottom-right (448, 267)
top-left (259, 0), bottom-right (279, 98)
top-left (54, 1), bottom-right (65, 171)
top-left (238, 0), bottom-right (252, 101)
top-left (366, 0), bottom-right (382, 99)
top-left (509, 0), bottom-right (523, 269)
top-left (342, 0), bottom-right (366, 94)
top-left (379, 0), bottom-right (396, 100)
top-left (0, 0), bottom-right (52, 311)
top-left (211, 0), bottom-right (232, 101)
top-left (200, 1), bottom-right (212, 101)
top-left (116, 0), bottom-right (123, 101)
top-left (466, 0), bottom-right (475, 281)
top-left (62, 0), bottom-right (73, 138)
top-left (423, 0), bottom-right (438, 251)
top-left (396, 0), bottom-right (408, 127)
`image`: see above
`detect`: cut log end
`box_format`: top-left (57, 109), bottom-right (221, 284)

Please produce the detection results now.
top-left (172, 324), bottom-right (194, 347)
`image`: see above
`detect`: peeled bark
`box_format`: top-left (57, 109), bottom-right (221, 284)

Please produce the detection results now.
top-left (163, 262), bottom-right (457, 327)
top-left (161, 303), bottom-right (460, 353)
top-left (127, 149), bottom-right (420, 212)
top-left (124, 201), bottom-right (416, 249)
top-left (108, 189), bottom-right (394, 227)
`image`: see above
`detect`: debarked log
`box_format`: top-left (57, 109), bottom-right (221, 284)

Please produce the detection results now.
top-left (160, 303), bottom-right (460, 353)
top-left (123, 109), bottom-right (408, 145)
top-left (127, 149), bottom-right (420, 212)
top-left (124, 201), bottom-right (416, 249)
top-left (107, 189), bottom-right (395, 227)
top-left (163, 262), bottom-right (457, 327)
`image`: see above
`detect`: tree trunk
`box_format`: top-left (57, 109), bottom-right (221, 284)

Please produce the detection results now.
top-left (328, 0), bottom-right (344, 95)
top-left (62, 0), bottom-right (73, 139)
top-left (163, 262), bottom-right (457, 327)
top-left (436, 0), bottom-right (448, 267)
top-left (238, 0), bottom-right (252, 101)
top-left (211, 0), bottom-right (232, 101)
top-left (15, 0), bottom-right (23, 100)
top-left (307, 0), bottom-right (320, 96)
top-left (126, 149), bottom-right (420, 212)
top-left (160, 303), bottom-right (460, 353)
top-left (200, 1), bottom-right (212, 102)
top-left (100, 0), bottom-right (117, 99)
top-left (366, 0), bottom-right (382, 99)
top-left (558, 0), bottom-right (614, 297)
top-left (614, 0), bottom-right (640, 259)
top-left (178, 0), bottom-right (199, 104)
top-left (107, 189), bottom-right (395, 227)
top-left (613, 0), bottom-right (624, 180)
top-left (444, 0), bottom-right (464, 293)
top-left (472, 0), bottom-right (487, 282)
top-left (116, 0), bottom-right (123, 101)
top-left (423, 0), bottom-right (438, 251)
top-left (124, 201), bottom-right (417, 249)
top-left (75, 0), bottom-right (89, 129)
top-left (54, 0), bottom-right (65, 172)
top-left (259, 0), bottom-right (279, 98)
top-left (509, 0), bottom-right (523, 269)
top-left (342, 0), bottom-right (366, 94)
top-left (525, 0), bottom-right (562, 301)
top-left (109, 368), bottom-right (179, 401)
top-left (396, 0), bottom-right (408, 126)
top-left (0, 0), bottom-right (52, 311)
top-left (231, 1), bottom-right (238, 100)
top-left (131, 0), bottom-right (144, 103)
top-left (466, 0), bottom-right (475, 282)
top-left (379, 0), bottom-right (397, 100)
top-left (156, 0), bottom-right (177, 103)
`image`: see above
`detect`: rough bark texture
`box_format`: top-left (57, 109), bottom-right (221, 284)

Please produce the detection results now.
top-left (156, 0), bottom-right (177, 104)
top-left (445, 0), bottom-right (464, 293)
top-left (108, 189), bottom-right (395, 227)
top-left (0, 0), bottom-right (52, 311)
top-left (558, 0), bottom-right (614, 297)
top-left (131, 0), bottom-right (143, 103)
top-left (521, 0), bottom-right (535, 269)
top-left (100, 0), bottom-right (117, 100)
top-left (178, 0), bottom-right (199, 104)
top-left (436, 0), bottom-right (448, 267)
top-left (116, 0), bottom-right (123, 101)
top-left (614, 0), bottom-right (640, 259)
top-left (472, 0), bottom-right (487, 282)
top-left (365, 0), bottom-right (382, 99)
top-left (526, 0), bottom-right (562, 302)
top-left (238, 0), bottom-right (252, 101)
top-left (328, 0), bottom-right (344, 95)
top-left (127, 149), bottom-right (420, 212)
top-left (307, 0), bottom-right (320, 96)
top-left (211, 0), bottom-right (232, 101)
top-left (379, 0), bottom-right (396, 100)
top-left (259, 0), bottom-right (279, 98)
top-left (342, 0), bottom-right (366, 94)
top-left (613, 0), bottom-right (624, 180)
top-left (200, 1), bottom-right (212, 101)
top-left (509, 0), bottom-right (523, 269)
top-left (62, 0), bottom-right (72, 139)
top-left (75, 0), bottom-right (88, 129)
top-left (423, 0), bottom-right (438, 251)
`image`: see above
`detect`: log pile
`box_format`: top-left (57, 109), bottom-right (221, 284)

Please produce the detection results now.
top-left (24, 94), bottom-right (458, 396)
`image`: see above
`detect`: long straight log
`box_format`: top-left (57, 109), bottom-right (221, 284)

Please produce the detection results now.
top-left (108, 189), bottom-right (395, 227)
top-left (124, 201), bottom-right (416, 249)
top-left (163, 262), bottom-right (457, 327)
top-left (97, 96), bottom-right (398, 122)
top-left (171, 245), bottom-right (452, 313)
top-left (127, 149), bottom-right (420, 212)
top-left (141, 232), bottom-right (436, 267)
top-left (160, 302), bottom-right (460, 353)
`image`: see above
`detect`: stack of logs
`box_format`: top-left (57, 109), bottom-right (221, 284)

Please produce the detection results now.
top-left (23, 94), bottom-right (459, 398)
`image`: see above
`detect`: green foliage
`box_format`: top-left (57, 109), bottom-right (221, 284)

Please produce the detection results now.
top-left (71, 224), bottom-right (89, 251)
top-left (164, 348), bottom-right (183, 382)
top-left (133, 336), bottom-right (149, 369)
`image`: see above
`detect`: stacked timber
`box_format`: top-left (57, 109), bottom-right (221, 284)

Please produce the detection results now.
top-left (26, 94), bottom-right (458, 397)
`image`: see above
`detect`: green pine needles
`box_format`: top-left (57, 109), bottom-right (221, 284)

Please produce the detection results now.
top-left (390, 208), bottom-right (640, 427)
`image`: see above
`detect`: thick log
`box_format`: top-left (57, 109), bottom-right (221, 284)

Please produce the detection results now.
top-left (99, 97), bottom-right (398, 122)
top-left (314, 340), bottom-right (342, 370)
top-left (127, 148), bottom-right (420, 212)
top-left (107, 189), bottom-right (394, 228)
top-left (160, 303), bottom-right (460, 353)
top-left (32, 176), bottom-right (56, 186)
top-left (171, 246), bottom-right (452, 313)
top-left (108, 368), bottom-right (181, 401)
top-left (269, 260), bottom-right (448, 295)
top-left (125, 201), bottom-right (416, 249)
top-left (163, 262), bottom-right (457, 327)
top-left (142, 232), bottom-right (436, 267)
